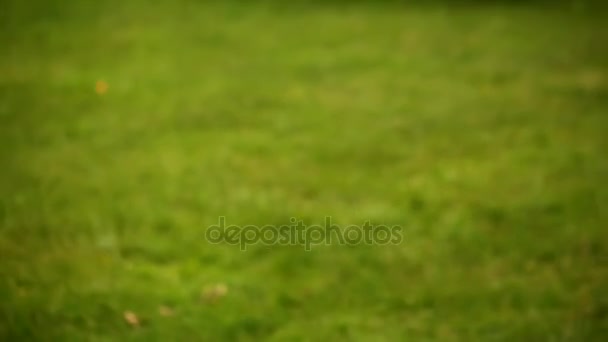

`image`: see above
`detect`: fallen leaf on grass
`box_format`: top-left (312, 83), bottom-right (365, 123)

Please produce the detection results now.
top-left (95, 80), bottom-right (108, 95)
top-left (123, 311), bottom-right (140, 327)
top-left (158, 305), bottom-right (175, 317)
top-left (202, 283), bottom-right (228, 303)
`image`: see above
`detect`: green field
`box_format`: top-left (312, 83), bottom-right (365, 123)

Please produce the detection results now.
top-left (1, 0), bottom-right (607, 340)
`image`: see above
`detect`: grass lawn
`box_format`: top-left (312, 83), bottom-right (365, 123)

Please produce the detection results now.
top-left (1, 0), bottom-right (607, 340)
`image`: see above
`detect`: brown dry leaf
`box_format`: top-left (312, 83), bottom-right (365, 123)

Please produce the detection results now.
top-left (158, 305), bottom-right (174, 317)
top-left (123, 311), bottom-right (140, 327)
top-left (201, 283), bottom-right (229, 303)
top-left (95, 80), bottom-right (108, 95)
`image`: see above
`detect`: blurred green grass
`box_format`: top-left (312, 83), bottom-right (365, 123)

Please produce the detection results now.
top-left (1, 0), bottom-right (607, 340)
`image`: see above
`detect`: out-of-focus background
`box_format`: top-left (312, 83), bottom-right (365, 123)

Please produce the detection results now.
top-left (1, 0), bottom-right (607, 340)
